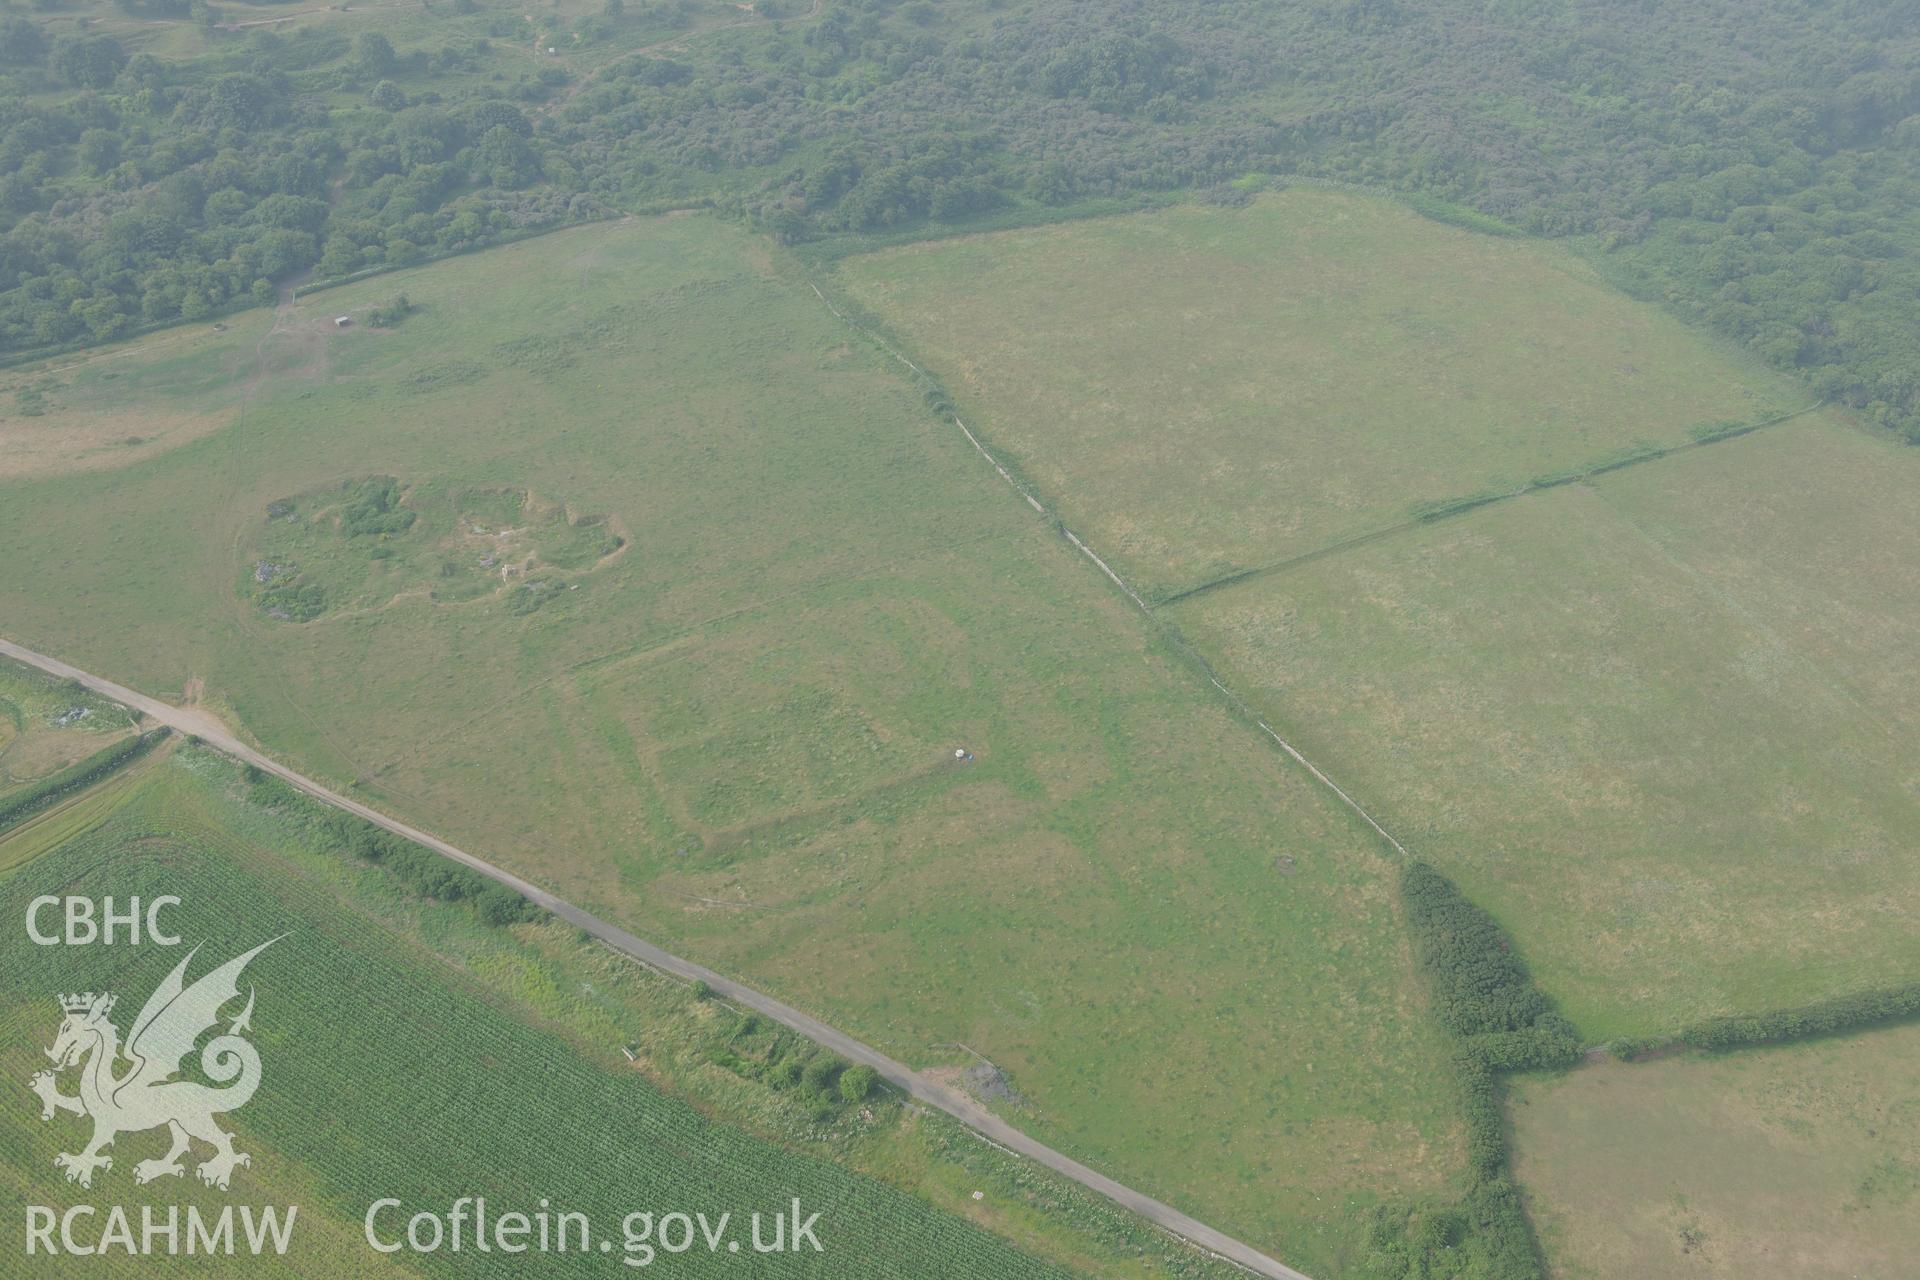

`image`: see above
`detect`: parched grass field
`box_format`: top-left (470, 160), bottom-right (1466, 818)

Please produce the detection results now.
top-left (1171, 418), bottom-right (1920, 1038)
top-left (0, 314), bottom-right (270, 481)
top-left (0, 761), bottom-right (1078, 1278)
top-left (836, 189), bottom-right (1794, 600)
top-left (1509, 1026), bottom-right (1920, 1279)
top-left (0, 215), bottom-right (1460, 1269)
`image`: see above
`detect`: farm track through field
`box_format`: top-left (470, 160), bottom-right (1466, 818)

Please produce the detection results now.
top-left (0, 635), bottom-right (1311, 1280)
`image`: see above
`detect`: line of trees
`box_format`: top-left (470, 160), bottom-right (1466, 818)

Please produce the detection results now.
top-left (243, 769), bottom-right (542, 927)
top-left (1657, 984), bottom-right (1920, 1054)
top-left (1, 1), bottom-right (1916, 441)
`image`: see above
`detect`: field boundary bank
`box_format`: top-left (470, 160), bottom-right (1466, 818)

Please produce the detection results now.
top-left (1157, 398), bottom-right (1828, 609)
top-left (0, 636), bottom-right (1308, 1280)
top-left (805, 278), bottom-right (1416, 861)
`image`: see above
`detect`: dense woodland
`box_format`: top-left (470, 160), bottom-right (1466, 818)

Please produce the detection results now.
top-left (0, 0), bottom-right (1915, 436)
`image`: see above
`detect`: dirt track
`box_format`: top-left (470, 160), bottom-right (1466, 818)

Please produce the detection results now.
top-left (0, 634), bottom-right (1312, 1280)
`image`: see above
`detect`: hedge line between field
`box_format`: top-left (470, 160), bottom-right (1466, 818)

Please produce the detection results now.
top-left (1363, 863), bottom-right (1582, 1280)
top-left (1604, 984), bottom-right (1920, 1059)
top-left (0, 727), bottom-right (167, 834)
top-left (242, 770), bottom-right (543, 928)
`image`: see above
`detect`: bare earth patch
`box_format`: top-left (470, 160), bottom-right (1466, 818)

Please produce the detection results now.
top-left (0, 407), bottom-right (240, 480)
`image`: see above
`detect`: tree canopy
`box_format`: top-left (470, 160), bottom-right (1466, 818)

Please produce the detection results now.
top-left (0, 0), bottom-right (1914, 440)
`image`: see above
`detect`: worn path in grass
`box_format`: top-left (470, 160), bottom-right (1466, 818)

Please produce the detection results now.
top-left (0, 634), bottom-right (1311, 1280)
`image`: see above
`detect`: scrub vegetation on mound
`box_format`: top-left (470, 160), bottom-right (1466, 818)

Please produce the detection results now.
top-left (246, 476), bottom-right (624, 622)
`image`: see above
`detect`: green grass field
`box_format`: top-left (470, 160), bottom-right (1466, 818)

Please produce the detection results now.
top-left (837, 190), bottom-right (1919, 1042)
top-left (0, 656), bottom-right (137, 801)
top-left (0, 214), bottom-right (1461, 1272)
top-left (1170, 416), bottom-right (1920, 1038)
top-left (0, 760), bottom-right (1084, 1277)
top-left (1509, 1026), bottom-right (1920, 1279)
top-left (836, 189), bottom-right (1794, 600)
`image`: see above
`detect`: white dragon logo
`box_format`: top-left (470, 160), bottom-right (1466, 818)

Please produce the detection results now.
top-left (29, 940), bottom-right (276, 1191)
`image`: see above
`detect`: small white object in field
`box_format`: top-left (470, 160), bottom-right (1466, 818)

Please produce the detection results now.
top-left (955, 748), bottom-right (966, 758)
top-left (971, 1191), bottom-right (983, 1201)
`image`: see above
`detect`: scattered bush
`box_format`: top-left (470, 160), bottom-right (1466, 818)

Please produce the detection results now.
top-left (505, 576), bottom-right (563, 615)
top-left (801, 1053), bottom-right (843, 1092)
top-left (475, 884), bottom-right (539, 926)
top-left (257, 574), bottom-right (327, 622)
top-left (1604, 1035), bottom-right (1665, 1062)
top-left (338, 476), bottom-right (416, 538)
top-left (366, 293), bottom-right (412, 328)
top-left (839, 1064), bottom-right (878, 1102)
top-left (247, 774), bottom-right (302, 813)
top-left (236, 757), bottom-right (542, 928)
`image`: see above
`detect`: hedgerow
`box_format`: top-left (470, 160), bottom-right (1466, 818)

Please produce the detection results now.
top-left (1402, 862), bottom-right (1583, 1070)
top-left (1, 810), bottom-right (1076, 1279)
top-left (1679, 984), bottom-right (1920, 1052)
top-left (242, 767), bottom-right (542, 927)
top-left (1361, 863), bottom-right (1581, 1280)
top-left (0, 727), bottom-right (167, 833)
